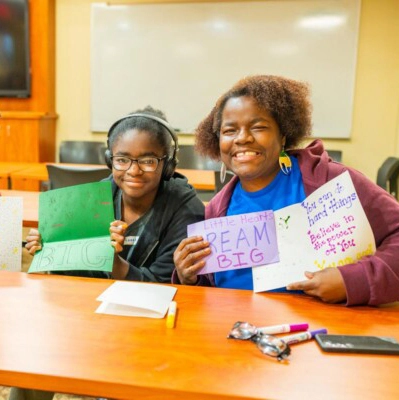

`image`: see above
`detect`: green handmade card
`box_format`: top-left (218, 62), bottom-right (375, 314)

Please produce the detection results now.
top-left (29, 181), bottom-right (114, 273)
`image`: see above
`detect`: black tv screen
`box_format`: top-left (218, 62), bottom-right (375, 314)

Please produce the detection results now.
top-left (0, 0), bottom-right (31, 98)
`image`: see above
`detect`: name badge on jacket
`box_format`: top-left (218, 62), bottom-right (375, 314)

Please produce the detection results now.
top-left (124, 236), bottom-right (139, 246)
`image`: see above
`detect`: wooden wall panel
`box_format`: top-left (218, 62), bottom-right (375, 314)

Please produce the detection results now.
top-left (0, 0), bottom-right (55, 113)
top-left (0, 0), bottom-right (56, 165)
top-left (0, 112), bottom-right (56, 162)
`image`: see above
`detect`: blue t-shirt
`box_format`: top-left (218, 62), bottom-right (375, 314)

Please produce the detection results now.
top-left (214, 156), bottom-right (306, 290)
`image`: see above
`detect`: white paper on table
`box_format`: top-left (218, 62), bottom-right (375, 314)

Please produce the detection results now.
top-left (253, 171), bottom-right (376, 292)
top-left (0, 197), bottom-right (23, 271)
top-left (95, 281), bottom-right (177, 318)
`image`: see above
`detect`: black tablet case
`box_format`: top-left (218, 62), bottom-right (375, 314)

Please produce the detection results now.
top-left (315, 334), bottom-right (399, 355)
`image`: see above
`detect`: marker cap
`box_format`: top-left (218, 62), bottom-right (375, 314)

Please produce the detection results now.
top-left (311, 328), bottom-right (328, 338)
top-left (291, 323), bottom-right (309, 332)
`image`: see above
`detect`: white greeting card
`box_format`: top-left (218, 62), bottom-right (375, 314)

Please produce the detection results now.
top-left (0, 197), bottom-right (23, 271)
top-left (96, 281), bottom-right (177, 318)
top-left (253, 171), bottom-right (375, 292)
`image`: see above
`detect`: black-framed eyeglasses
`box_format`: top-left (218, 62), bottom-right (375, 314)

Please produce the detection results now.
top-left (111, 155), bottom-right (167, 172)
top-left (228, 321), bottom-right (260, 340)
top-left (228, 321), bottom-right (291, 361)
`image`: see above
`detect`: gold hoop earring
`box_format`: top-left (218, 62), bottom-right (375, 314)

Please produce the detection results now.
top-left (279, 147), bottom-right (292, 175)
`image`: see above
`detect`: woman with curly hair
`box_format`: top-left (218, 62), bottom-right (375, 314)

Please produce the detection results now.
top-left (173, 75), bottom-right (399, 306)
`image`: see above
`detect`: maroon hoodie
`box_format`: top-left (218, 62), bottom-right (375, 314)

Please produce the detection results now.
top-left (174, 140), bottom-right (399, 306)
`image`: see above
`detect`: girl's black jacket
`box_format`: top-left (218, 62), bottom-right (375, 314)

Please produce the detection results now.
top-left (108, 172), bottom-right (205, 282)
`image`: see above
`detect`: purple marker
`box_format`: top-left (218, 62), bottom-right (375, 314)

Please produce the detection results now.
top-left (258, 323), bottom-right (309, 335)
top-left (281, 328), bottom-right (328, 345)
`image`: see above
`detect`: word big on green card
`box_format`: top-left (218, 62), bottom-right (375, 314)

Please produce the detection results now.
top-left (29, 181), bottom-right (114, 274)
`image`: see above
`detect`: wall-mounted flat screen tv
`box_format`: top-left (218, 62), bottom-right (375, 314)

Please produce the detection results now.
top-left (0, 0), bottom-right (31, 98)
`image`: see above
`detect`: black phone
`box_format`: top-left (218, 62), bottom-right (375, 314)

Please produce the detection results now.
top-left (315, 334), bottom-right (399, 355)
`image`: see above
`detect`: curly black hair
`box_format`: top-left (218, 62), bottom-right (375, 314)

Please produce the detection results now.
top-left (195, 75), bottom-right (313, 160)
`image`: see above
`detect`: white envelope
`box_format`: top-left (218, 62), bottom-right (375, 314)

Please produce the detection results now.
top-left (95, 281), bottom-right (177, 318)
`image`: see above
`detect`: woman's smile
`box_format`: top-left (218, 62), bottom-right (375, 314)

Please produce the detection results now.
top-left (232, 150), bottom-right (262, 162)
top-left (220, 96), bottom-right (283, 192)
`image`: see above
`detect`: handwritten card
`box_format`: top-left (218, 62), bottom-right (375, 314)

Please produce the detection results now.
top-left (95, 281), bottom-right (177, 318)
top-left (0, 197), bottom-right (22, 271)
top-left (253, 171), bottom-right (376, 292)
top-left (187, 210), bottom-right (279, 274)
top-left (29, 181), bottom-right (115, 273)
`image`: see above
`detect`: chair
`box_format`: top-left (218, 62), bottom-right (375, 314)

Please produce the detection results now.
top-left (177, 145), bottom-right (221, 202)
top-left (177, 145), bottom-right (220, 170)
top-left (326, 150), bottom-right (342, 162)
top-left (59, 141), bottom-right (107, 165)
top-left (47, 164), bottom-right (111, 190)
top-left (376, 157), bottom-right (399, 199)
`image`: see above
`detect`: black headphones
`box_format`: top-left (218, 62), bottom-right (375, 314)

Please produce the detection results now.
top-left (105, 113), bottom-right (179, 180)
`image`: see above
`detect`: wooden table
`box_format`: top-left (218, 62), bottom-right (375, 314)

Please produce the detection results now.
top-left (0, 190), bottom-right (39, 227)
top-left (0, 271), bottom-right (397, 400)
top-left (7, 162), bottom-right (216, 191)
top-left (8, 162), bottom-right (47, 190)
top-left (0, 163), bottom-right (38, 190)
top-left (178, 168), bottom-right (215, 191)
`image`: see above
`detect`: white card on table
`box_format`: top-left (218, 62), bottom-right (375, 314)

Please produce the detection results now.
top-left (96, 281), bottom-right (177, 318)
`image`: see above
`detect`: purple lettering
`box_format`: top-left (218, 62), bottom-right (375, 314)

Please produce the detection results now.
top-left (250, 248), bottom-right (264, 263)
top-left (220, 230), bottom-right (232, 253)
top-left (236, 228), bottom-right (250, 248)
top-left (217, 254), bottom-right (233, 269)
top-left (254, 222), bottom-right (270, 246)
top-left (206, 232), bottom-right (218, 253)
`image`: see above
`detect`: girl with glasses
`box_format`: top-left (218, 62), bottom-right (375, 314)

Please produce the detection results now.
top-left (25, 106), bottom-right (204, 283)
top-left (19, 107), bottom-right (205, 400)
